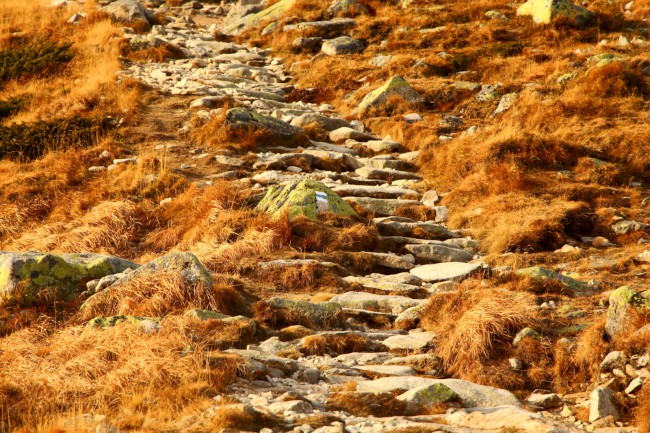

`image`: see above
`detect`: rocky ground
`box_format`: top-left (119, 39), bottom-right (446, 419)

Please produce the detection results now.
top-left (2, 0), bottom-right (650, 432)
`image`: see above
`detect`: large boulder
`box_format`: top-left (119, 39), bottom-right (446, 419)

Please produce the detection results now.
top-left (265, 297), bottom-right (343, 327)
top-left (115, 252), bottom-right (213, 288)
top-left (357, 76), bottom-right (423, 115)
top-left (225, 108), bottom-right (310, 147)
top-left (102, 0), bottom-right (156, 30)
top-left (256, 179), bottom-right (357, 220)
top-left (0, 252), bottom-right (138, 306)
top-left (223, 0), bottom-right (297, 35)
top-left (321, 36), bottom-right (364, 55)
top-left (516, 0), bottom-right (594, 26)
top-left (605, 286), bottom-right (650, 339)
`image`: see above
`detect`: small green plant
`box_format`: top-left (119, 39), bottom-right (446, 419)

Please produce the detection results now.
top-left (0, 40), bottom-right (74, 85)
top-left (0, 95), bottom-right (32, 120)
top-left (0, 117), bottom-right (101, 161)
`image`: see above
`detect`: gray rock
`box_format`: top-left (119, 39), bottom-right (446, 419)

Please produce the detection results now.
top-left (526, 393), bottom-right (562, 410)
top-left (355, 166), bottom-right (421, 181)
top-left (329, 291), bottom-right (425, 314)
top-left (357, 76), bottom-right (423, 114)
top-left (225, 107), bottom-right (310, 147)
top-left (344, 197), bottom-right (421, 217)
top-left (397, 383), bottom-right (458, 413)
top-left (589, 387), bottom-right (620, 422)
top-left (600, 351), bottom-right (627, 372)
top-left (329, 127), bottom-right (377, 143)
top-left (512, 327), bottom-right (540, 346)
top-left (383, 332), bottom-right (436, 351)
top-left (410, 262), bottom-right (484, 282)
top-left (357, 377), bottom-right (520, 408)
top-left (354, 365), bottom-right (417, 377)
top-left (291, 37), bottom-right (323, 53)
top-left (321, 36), bottom-right (364, 55)
top-left (102, 0), bottom-right (156, 29)
top-left (0, 252), bottom-right (138, 306)
top-left (283, 18), bottom-right (355, 37)
top-left (290, 113), bottom-right (350, 131)
top-left (327, 0), bottom-right (369, 16)
top-left (266, 297), bottom-right (343, 327)
top-left (343, 276), bottom-right (422, 295)
top-left (493, 92), bottom-right (518, 115)
top-left (605, 286), bottom-right (650, 339)
top-left (268, 400), bottom-right (313, 414)
top-left (404, 243), bottom-right (473, 263)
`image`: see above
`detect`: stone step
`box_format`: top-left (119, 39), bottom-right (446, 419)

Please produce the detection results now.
top-left (329, 291), bottom-right (426, 314)
top-left (331, 184), bottom-right (420, 199)
top-left (343, 275), bottom-right (423, 296)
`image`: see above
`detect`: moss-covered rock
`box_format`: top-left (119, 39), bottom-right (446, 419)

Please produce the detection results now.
top-left (357, 76), bottom-right (423, 114)
top-left (517, 0), bottom-right (594, 26)
top-left (118, 252), bottom-right (213, 288)
top-left (397, 382), bottom-right (458, 414)
top-left (587, 53), bottom-right (628, 68)
top-left (257, 179), bottom-right (357, 220)
top-left (223, 0), bottom-right (297, 35)
top-left (605, 286), bottom-right (650, 339)
top-left (512, 327), bottom-right (540, 346)
top-left (0, 252), bottom-right (138, 306)
top-left (185, 308), bottom-right (230, 321)
top-left (225, 107), bottom-right (310, 147)
top-left (86, 315), bottom-right (158, 329)
top-left (266, 297), bottom-right (343, 327)
top-left (516, 266), bottom-right (593, 296)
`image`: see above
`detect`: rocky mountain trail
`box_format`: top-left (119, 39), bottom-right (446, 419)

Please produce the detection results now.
top-left (2, 0), bottom-right (650, 432)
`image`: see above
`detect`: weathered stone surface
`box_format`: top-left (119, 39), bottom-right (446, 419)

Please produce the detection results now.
top-left (327, 0), bottom-right (369, 16)
top-left (332, 184), bottom-right (420, 199)
top-left (600, 351), bottom-right (627, 372)
top-left (589, 387), bottom-right (620, 422)
top-left (290, 113), bottom-right (350, 131)
top-left (291, 37), bottom-right (323, 53)
top-left (394, 304), bottom-right (428, 329)
top-left (526, 393), bottom-right (562, 410)
top-left (102, 0), bottom-right (156, 29)
top-left (345, 197), bottom-right (422, 216)
top-left (357, 76), bottom-right (423, 114)
top-left (517, 0), bottom-right (594, 26)
top-left (605, 286), bottom-right (650, 339)
top-left (446, 405), bottom-right (583, 432)
top-left (343, 276), bottom-right (422, 295)
top-left (329, 291), bottom-right (425, 314)
top-left (397, 383), bottom-right (458, 413)
top-left (355, 166), bottom-right (421, 181)
top-left (283, 18), bottom-right (355, 37)
top-left (256, 179), bottom-right (357, 219)
top-left (360, 252), bottom-right (415, 270)
top-left (383, 332), bottom-right (436, 351)
top-left (374, 219), bottom-right (457, 240)
top-left (404, 243), bottom-right (473, 263)
top-left (329, 127), bottom-right (377, 143)
top-left (268, 400), bottom-right (313, 414)
top-left (85, 315), bottom-right (159, 331)
top-left (185, 309), bottom-right (230, 321)
top-left (512, 327), bottom-right (540, 346)
top-left (321, 36), bottom-right (364, 55)
top-left (114, 252), bottom-right (213, 288)
top-left (515, 266), bottom-right (593, 295)
top-left (410, 262), bottom-right (484, 282)
top-left (225, 107), bottom-right (310, 147)
top-left (357, 377), bottom-right (519, 407)
top-left (266, 297), bottom-right (343, 327)
top-left (223, 0), bottom-right (297, 35)
top-left (354, 365), bottom-right (416, 377)
top-left (0, 252), bottom-right (138, 305)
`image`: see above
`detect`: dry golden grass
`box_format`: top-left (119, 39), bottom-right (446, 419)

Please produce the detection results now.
top-left (326, 391), bottom-right (406, 417)
top-left (78, 272), bottom-right (220, 320)
top-left (300, 333), bottom-right (371, 355)
top-left (421, 286), bottom-right (536, 382)
top-left (0, 317), bottom-right (242, 430)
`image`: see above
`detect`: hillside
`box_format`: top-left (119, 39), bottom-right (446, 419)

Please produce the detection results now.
top-left (0, 0), bottom-right (649, 432)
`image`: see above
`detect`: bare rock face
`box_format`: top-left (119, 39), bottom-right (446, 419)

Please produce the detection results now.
top-left (517, 0), bottom-right (594, 26)
top-left (102, 0), bottom-right (156, 30)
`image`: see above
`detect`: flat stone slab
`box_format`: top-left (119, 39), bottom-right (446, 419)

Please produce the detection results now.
top-left (330, 291), bottom-right (426, 314)
top-left (329, 127), bottom-right (377, 143)
top-left (405, 244), bottom-right (473, 263)
top-left (345, 197), bottom-right (422, 217)
top-left (374, 219), bottom-right (457, 240)
top-left (355, 166), bottom-right (421, 181)
top-left (410, 262), bottom-right (484, 282)
top-left (332, 184), bottom-right (420, 199)
top-left (357, 377), bottom-right (520, 408)
top-left (343, 276), bottom-right (422, 294)
top-left (383, 332), bottom-right (436, 351)
top-left (353, 365), bottom-right (417, 377)
top-left (357, 252), bottom-right (415, 270)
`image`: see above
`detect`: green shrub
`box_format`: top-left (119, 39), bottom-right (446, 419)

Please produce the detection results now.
top-left (0, 40), bottom-right (74, 85)
top-left (0, 117), bottom-right (101, 161)
top-left (0, 95), bottom-right (32, 120)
